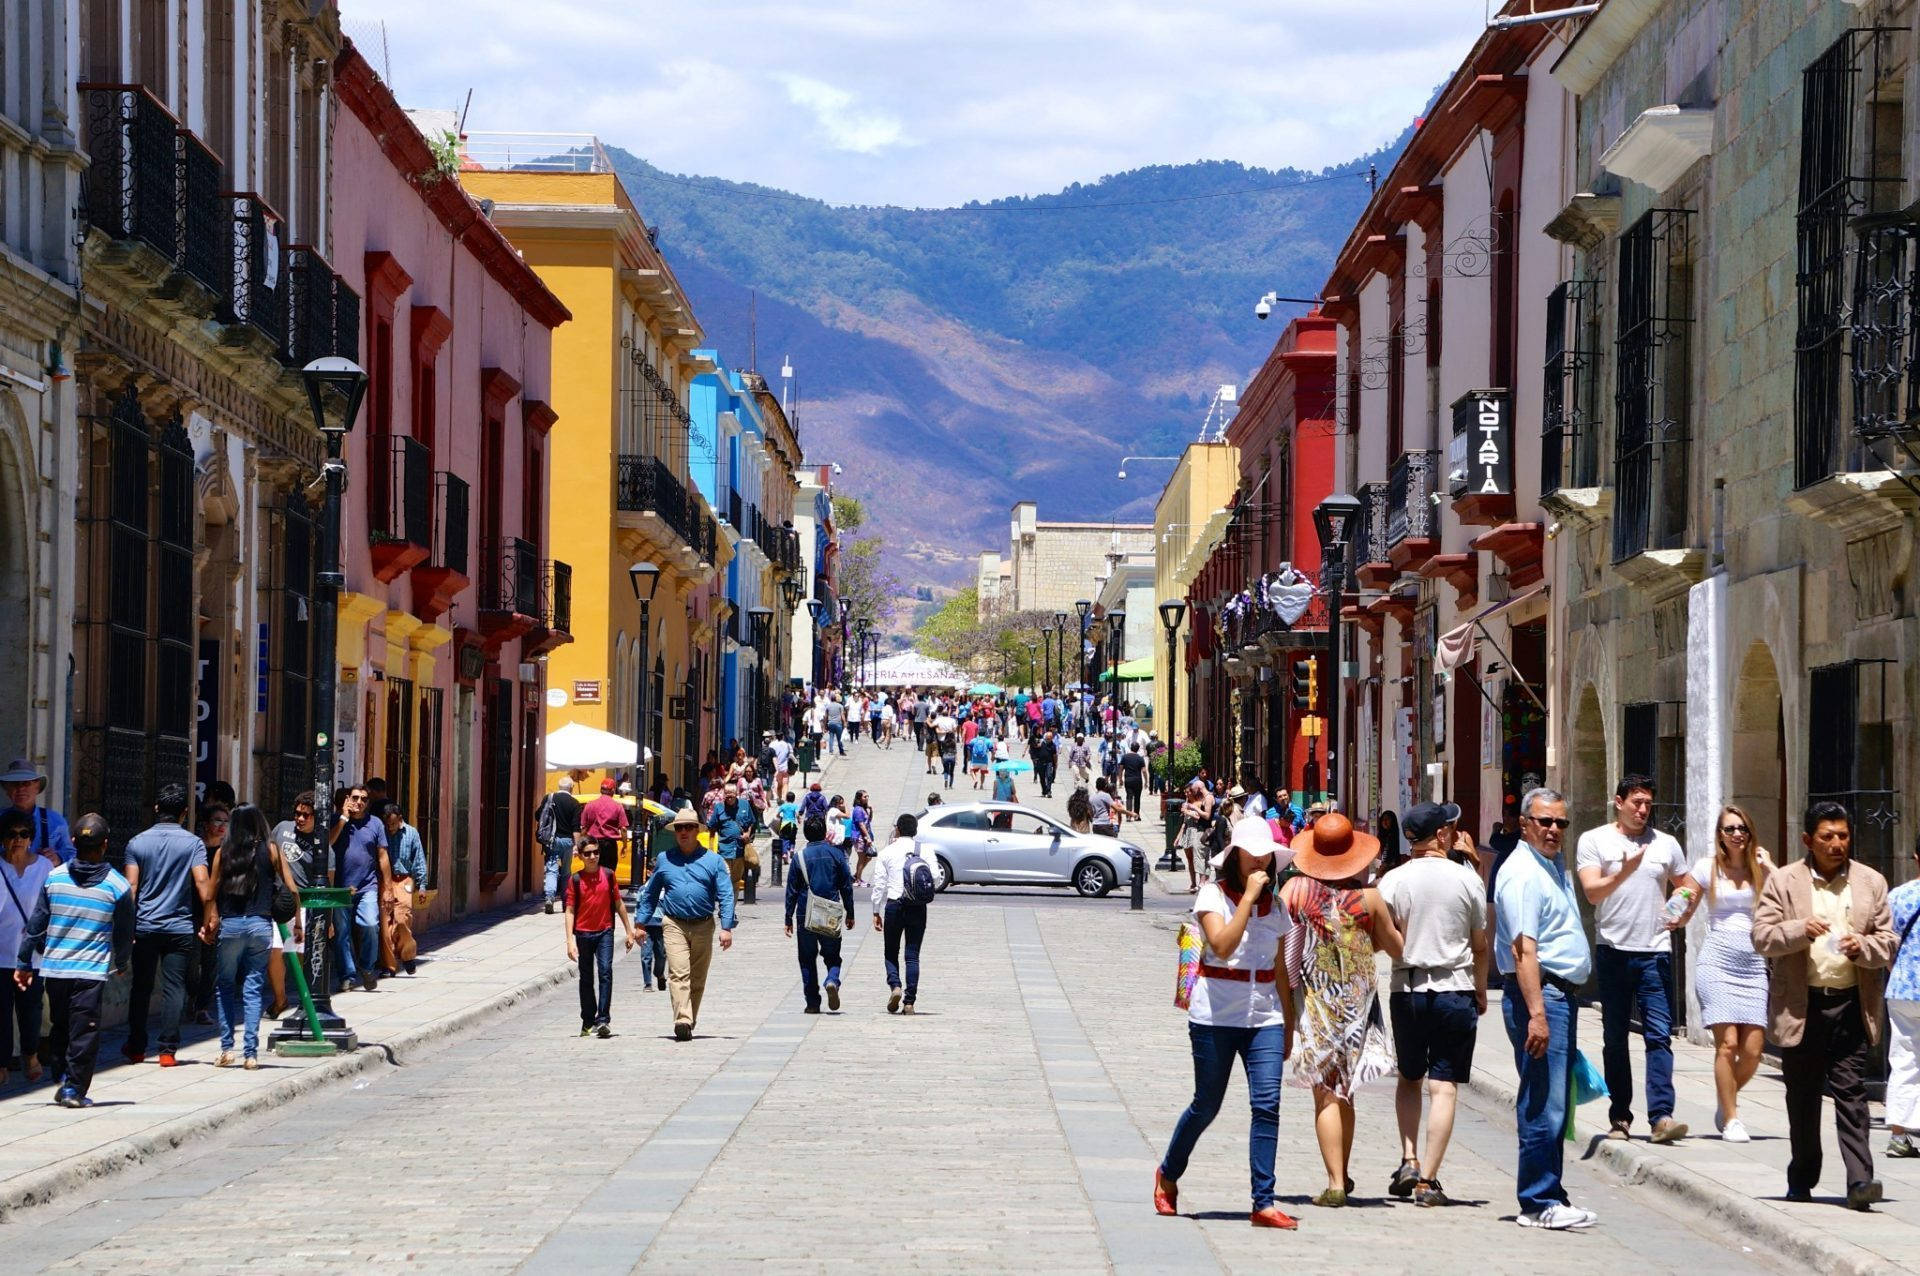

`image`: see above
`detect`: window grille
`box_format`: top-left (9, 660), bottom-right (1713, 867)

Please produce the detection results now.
top-left (1613, 209), bottom-right (1695, 562)
top-left (1797, 28), bottom-right (1904, 486)
top-left (1808, 660), bottom-right (1901, 880)
top-left (1621, 700), bottom-right (1687, 838)
top-left (1543, 279), bottom-right (1603, 494)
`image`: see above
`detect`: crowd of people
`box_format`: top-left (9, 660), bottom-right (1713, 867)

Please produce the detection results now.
top-left (0, 755), bottom-right (433, 1108)
top-left (1155, 771), bottom-right (1920, 1233)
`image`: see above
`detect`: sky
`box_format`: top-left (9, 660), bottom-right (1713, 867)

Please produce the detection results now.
top-left (341, 1), bottom-right (1497, 208)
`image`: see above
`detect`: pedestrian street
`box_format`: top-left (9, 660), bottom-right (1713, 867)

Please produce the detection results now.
top-left (11, 738), bottom-right (1779, 1273)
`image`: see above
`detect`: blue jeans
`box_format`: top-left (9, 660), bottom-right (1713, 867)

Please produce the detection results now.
top-left (882, 900), bottom-right (926, 1002)
top-left (1503, 977), bottom-right (1576, 1215)
top-left (544, 837), bottom-right (573, 903)
top-left (334, 884), bottom-right (380, 986)
top-left (575, 928), bottom-right (614, 1027)
top-left (1160, 1021), bottom-right (1285, 1209)
top-left (1595, 945), bottom-right (1675, 1126)
top-left (640, 923), bottom-right (665, 987)
top-left (797, 928), bottom-right (844, 1009)
top-left (216, 916), bottom-right (273, 1059)
top-left (828, 722), bottom-right (846, 754)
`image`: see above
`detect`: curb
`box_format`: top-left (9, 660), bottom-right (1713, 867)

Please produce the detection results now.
top-left (1464, 1069), bottom-right (1904, 1276)
top-left (0, 955), bottom-right (578, 1222)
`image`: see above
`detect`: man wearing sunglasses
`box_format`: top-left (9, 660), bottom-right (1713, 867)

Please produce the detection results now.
top-left (1492, 787), bottom-right (1595, 1231)
top-left (1575, 773), bottom-right (1700, 1146)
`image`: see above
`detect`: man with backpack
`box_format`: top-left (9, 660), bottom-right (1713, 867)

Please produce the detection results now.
top-left (535, 779), bottom-right (582, 914)
top-left (562, 837), bottom-right (639, 1038)
top-left (870, 813), bottom-right (936, 1014)
top-left (784, 814), bottom-right (856, 1014)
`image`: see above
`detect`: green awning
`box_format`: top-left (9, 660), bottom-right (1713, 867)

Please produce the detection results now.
top-left (1099, 657), bottom-right (1155, 682)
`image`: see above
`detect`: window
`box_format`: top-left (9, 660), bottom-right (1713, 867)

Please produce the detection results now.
top-left (938, 810), bottom-right (991, 831)
top-left (418, 688), bottom-right (444, 887)
top-left (1542, 278), bottom-right (1603, 494)
top-left (274, 493), bottom-right (316, 817)
top-left (1808, 661), bottom-right (1900, 880)
top-left (384, 677), bottom-right (414, 818)
top-left (1612, 208), bottom-right (1695, 562)
top-left (204, 0), bottom-right (235, 164)
top-left (1621, 700), bottom-right (1686, 838)
top-left (266, 40), bottom-right (290, 219)
top-left (1794, 29), bottom-right (1903, 488)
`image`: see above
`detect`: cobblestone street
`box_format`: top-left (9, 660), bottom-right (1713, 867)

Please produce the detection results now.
top-left (5, 738), bottom-right (1781, 1273)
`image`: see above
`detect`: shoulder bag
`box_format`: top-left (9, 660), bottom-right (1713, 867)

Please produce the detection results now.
top-left (790, 847), bottom-right (845, 938)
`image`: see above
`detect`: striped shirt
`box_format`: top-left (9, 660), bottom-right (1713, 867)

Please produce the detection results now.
top-left (33, 863), bottom-right (132, 981)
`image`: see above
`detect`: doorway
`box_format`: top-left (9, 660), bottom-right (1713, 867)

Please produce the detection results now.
top-left (1730, 643), bottom-right (1787, 858)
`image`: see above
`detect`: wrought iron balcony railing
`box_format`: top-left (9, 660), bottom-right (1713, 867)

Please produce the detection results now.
top-left (434, 471), bottom-right (469, 577)
top-left (224, 193), bottom-right (286, 345)
top-left (1847, 209), bottom-right (1918, 451)
top-left (81, 84), bottom-right (179, 260)
top-left (374, 436), bottom-right (432, 550)
top-left (176, 129), bottom-right (227, 295)
top-left (1353, 481), bottom-right (1387, 570)
top-left (727, 488), bottom-right (744, 531)
top-left (1542, 279), bottom-right (1604, 495)
top-left (284, 245), bottom-right (359, 368)
top-left (542, 560), bottom-right (573, 635)
top-left (616, 453), bottom-right (696, 551)
top-left (483, 536), bottom-right (540, 616)
top-left (1385, 450), bottom-right (1439, 547)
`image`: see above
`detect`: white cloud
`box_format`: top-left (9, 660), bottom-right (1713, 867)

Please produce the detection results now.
top-left (341, 0), bottom-right (1492, 205)
top-left (778, 75), bottom-right (909, 154)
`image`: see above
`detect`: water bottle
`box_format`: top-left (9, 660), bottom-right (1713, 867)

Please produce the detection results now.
top-left (1662, 886), bottom-right (1695, 924)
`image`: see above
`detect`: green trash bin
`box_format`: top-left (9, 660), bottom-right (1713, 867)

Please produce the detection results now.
top-left (1161, 796), bottom-right (1184, 869)
top-left (299, 886), bottom-right (352, 912)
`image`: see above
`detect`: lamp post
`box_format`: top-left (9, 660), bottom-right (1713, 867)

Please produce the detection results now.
top-left (807, 598), bottom-right (825, 690)
top-left (748, 605), bottom-right (774, 743)
top-left (1158, 599), bottom-right (1186, 741)
top-left (273, 357), bottom-right (367, 1055)
top-left (854, 617), bottom-right (870, 691)
top-left (1074, 600), bottom-right (1092, 726)
top-left (629, 561), bottom-right (661, 805)
top-left (1312, 494), bottom-right (1363, 808)
top-left (1106, 608), bottom-right (1127, 720)
top-left (1052, 612), bottom-right (1068, 696)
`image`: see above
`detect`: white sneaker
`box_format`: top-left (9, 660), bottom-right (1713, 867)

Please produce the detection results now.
top-left (1721, 1119), bottom-right (1751, 1143)
top-left (1518, 1203), bottom-right (1597, 1230)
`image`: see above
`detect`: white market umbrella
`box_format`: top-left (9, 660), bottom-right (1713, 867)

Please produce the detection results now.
top-left (544, 721), bottom-right (650, 772)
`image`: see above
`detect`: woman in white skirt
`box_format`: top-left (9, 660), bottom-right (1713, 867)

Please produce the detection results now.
top-left (1176, 780), bottom-right (1213, 893)
top-left (1680, 803), bottom-right (1771, 1142)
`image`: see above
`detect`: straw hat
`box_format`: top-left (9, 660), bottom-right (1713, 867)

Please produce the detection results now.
top-left (1289, 812), bottom-right (1381, 883)
top-left (669, 804), bottom-right (702, 828)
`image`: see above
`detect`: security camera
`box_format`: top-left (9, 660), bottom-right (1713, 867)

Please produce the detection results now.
top-left (1117, 469), bottom-right (1128, 479)
top-left (831, 463), bottom-right (843, 475)
top-left (1255, 299), bottom-right (1271, 320)
top-left (1545, 520), bottom-right (1563, 540)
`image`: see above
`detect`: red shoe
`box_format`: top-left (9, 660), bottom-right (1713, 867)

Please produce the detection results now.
top-left (1251, 1206), bottom-right (1299, 1230)
top-left (121, 1046), bottom-right (146, 1065)
top-left (1153, 1170), bottom-right (1179, 1216)
top-left (157, 1053), bottom-right (178, 1068)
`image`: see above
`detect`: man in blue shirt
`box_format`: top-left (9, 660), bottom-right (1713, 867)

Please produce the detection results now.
top-left (1885, 832), bottom-right (1920, 1158)
top-left (330, 785), bottom-right (391, 992)
top-left (784, 814), bottom-right (855, 1014)
top-left (706, 781), bottom-right (757, 905)
top-left (1493, 787), bottom-right (1596, 1233)
top-left (121, 784), bottom-right (213, 1066)
top-left (1, 758), bottom-right (75, 864)
top-left (380, 801), bottom-right (427, 977)
top-left (641, 805), bottom-right (737, 1041)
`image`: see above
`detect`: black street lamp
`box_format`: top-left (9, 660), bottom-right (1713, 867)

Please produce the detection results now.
top-left (1312, 493), bottom-right (1364, 808)
top-left (1051, 612), bottom-right (1068, 696)
top-left (1106, 608), bottom-right (1127, 718)
top-left (1025, 640), bottom-right (1039, 691)
top-left (1074, 600), bottom-right (1092, 722)
top-left (854, 617), bottom-right (870, 689)
top-left (1158, 599), bottom-right (1186, 740)
top-left (629, 560), bottom-right (661, 796)
top-left (748, 605), bottom-right (774, 742)
top-left (806, 598), bottom-right (825, 691)
top-left (274, 356), bottom-right (367, 1055)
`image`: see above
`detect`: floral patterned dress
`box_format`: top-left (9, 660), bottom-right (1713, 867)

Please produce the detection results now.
top-left (1281, 876), bottom-right (1395, 1097)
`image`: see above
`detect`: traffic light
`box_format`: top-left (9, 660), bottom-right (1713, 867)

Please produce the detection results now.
top-left (1290, 656), bottom-right (1318, 712)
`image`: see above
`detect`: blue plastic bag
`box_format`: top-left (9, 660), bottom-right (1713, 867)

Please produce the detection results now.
top-left (1571, 1050), bottom-right (1608, 1104)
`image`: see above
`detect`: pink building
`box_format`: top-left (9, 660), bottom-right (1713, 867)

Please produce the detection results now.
top-left (327, 44), bottom-right (571, 923)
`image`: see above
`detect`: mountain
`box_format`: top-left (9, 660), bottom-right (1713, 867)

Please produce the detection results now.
top-left (604, 139), bottom-right (1406, 591)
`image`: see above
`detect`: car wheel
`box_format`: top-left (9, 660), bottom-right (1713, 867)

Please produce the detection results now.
top-left (1073, 859), bottom-right (1114, 898)
top-left (935, 856), bottom-right (955, 892)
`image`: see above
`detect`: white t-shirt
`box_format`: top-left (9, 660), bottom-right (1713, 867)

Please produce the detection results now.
top-left (1187, 882), bottom-right (1291, 1028)
top-left (1378, 856), bottom-right (1487, 993)
top-left (1575, 824), bottom-right (1689, 952)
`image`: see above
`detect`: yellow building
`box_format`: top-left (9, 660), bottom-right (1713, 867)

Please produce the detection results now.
top-left (462, 139), bottom-right (729, 793)
top-left (1152, 442), bottom-right (1239, 745)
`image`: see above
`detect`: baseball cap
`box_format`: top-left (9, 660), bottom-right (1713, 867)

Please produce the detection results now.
top-left (1403, 801), bottom-right (1463, 843)
top-left (600, 778), bottom-right (617, 793)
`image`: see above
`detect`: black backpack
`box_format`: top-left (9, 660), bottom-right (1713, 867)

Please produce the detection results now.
top-left (902, 846), bottom-right (938, 904)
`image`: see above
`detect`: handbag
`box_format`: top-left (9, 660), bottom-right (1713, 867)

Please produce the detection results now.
top-left (1175, 920), bottom-right (1203, 1010)
top-left (790, 846), bottom-right (845, 938)
top-left (271, 884), bottom-right (299, 924)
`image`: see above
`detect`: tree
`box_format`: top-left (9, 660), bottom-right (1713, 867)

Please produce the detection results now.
top-left (918, 592), bottom-right (1058, 688)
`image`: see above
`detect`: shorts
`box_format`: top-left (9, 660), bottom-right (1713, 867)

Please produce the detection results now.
top-left (1388, 988), bottom-right (1477, 1083)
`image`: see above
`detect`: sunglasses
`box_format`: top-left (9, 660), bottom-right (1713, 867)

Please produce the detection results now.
top-left (1527, 816), bottom-right (1571, 829)
top-left (2, 830), bottom-right (29, 841)
top-left (1721, 824), bottom-right (1749, 836)
top-left (578, 847), bottom-right (600, 855)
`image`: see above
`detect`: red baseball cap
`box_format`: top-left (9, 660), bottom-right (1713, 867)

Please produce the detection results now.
top-left (600, 778), bottom-right (616, 793)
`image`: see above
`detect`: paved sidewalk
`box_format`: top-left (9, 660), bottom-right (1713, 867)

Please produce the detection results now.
top-left (1470, 991), bottom-right (1917, 1275)
top-left (0, 902), bottom-right (573, 1218)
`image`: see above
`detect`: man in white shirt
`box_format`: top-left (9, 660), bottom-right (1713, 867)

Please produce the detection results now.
top-left (1575, 773), bottom-right (1700, 1145)
top-left (1379, 801), bottom-right (1489, 1207)
top-left (870, 813), bottom-right (931, 1014)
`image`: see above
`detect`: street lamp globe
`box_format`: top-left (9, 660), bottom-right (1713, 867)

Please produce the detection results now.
top-left (807, 599), bottom-right (825, 625)
top-left (628, 560), bottom-right (662, 602)
top-left (300, 356), bottom-right (368, 437)
top-left (1075, 599), bottom-right (1092, 622)
top-left (1158, 598), bottom-right (1187, 634)
top-left (1312, 492), bottom-right (1365, 553)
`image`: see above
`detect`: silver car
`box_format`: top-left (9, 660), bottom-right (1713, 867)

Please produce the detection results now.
top-left (913, 803), bottom-right (1140, 897)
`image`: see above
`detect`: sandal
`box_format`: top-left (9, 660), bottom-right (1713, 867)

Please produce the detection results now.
top-left (1153, 1169), bottom-right (1179, 1216)
top-left (243, 1058), bottom-right (260, 1071)
top-left (215, 1052), bottom-right (235, 1068)
top-left (1311, 1188), bottom-right (1347, 1208)
top-left (24, 1060), bottom-right (41, 1083)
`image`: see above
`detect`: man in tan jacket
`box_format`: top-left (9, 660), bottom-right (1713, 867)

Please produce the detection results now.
top-left (1752, 801), bottom-right (1897, 1211)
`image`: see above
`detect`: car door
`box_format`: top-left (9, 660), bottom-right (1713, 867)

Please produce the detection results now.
top-left (927, 810), bottom-right (990, 881)
top-left (980, 806), bottom-right (1057, 880)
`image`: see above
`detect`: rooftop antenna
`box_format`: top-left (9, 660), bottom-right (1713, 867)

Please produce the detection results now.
top-left (748, 289), bottom-right (758, 373)
top-left (458, 87), bottom-right (473, 134)
top-left (1367, 163), bottom-right (1378, 195)
top-left (780, 354), bottom-right (793, 413)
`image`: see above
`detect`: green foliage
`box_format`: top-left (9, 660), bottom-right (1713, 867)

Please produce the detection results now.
top-left (425, 130), bottom-right (461, 181)
top-left (919, 595), bottom-right (1059, 686)
top-left (1151, 738), bottom-right (1205, 790)
top-left (831, 494), bottom-right (866, 533)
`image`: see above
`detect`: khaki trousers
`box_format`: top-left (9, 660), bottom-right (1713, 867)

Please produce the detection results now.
top-left (380, 875), bottom-right (416, 972)
top-left (661, 914), bottom-right (715, 1029)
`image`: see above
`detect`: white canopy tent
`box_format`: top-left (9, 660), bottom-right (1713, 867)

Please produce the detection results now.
top-left (544, 721), bottom-right (650, 772)
top-left (867, 650), bottom-right (969, 689)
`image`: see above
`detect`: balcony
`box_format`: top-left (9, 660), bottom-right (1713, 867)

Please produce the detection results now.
top-left (617, 453), bottom-right (709, 563)
top-left (1354, 481), bottom-right (1394, 589)
top-left (479, 535), bottom-right (540, 645)
top-left (727, 488), bottom-right (744, 532)
top-left (1541, 279), bottom-right (1607, 518)
top-left (80, 84), bottom-right (230, 311)
top-left (220, 193), bottom-right (287, 352)
top-left (1385, 449), bottom-right (1440, 572)
top-left (370, 436), bottom-right (431, 582)
top-left (526, 560), bottom-right (574, 657)
top-left (1448, 389), bottom-right (1515, 527)
top-left (412, 472), bottom-right (471, 622)
top-left (283, 245), bottom-right (359, 369)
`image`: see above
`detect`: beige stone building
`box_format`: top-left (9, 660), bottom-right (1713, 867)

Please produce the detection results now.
top-left (994, 501), bottom-right (1153, 618)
